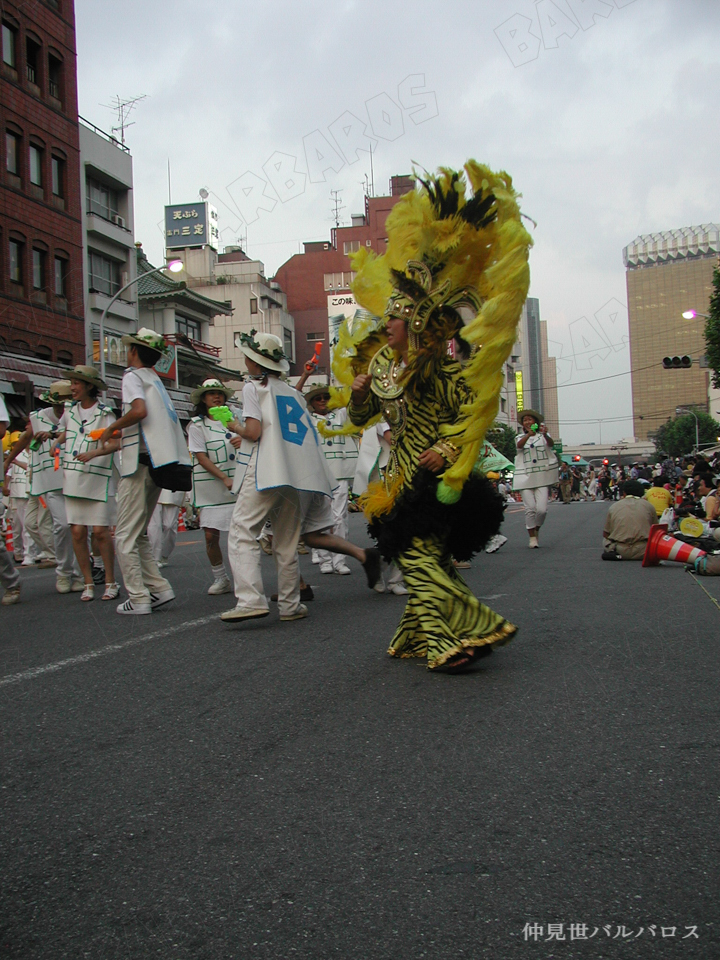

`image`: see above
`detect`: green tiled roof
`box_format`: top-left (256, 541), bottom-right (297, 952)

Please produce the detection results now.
top-left (136, 248), bottom-right (233, 316)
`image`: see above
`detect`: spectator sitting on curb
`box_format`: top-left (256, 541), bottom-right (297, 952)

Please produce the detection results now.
top-left (602, 479), bottom-right (658, 561)
top-left (645, 476), bottom-right (674, 518)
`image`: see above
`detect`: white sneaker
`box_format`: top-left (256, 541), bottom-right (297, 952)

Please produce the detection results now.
top-left (280, 603), bottom-right (308, 622)
top-left (56, 576), bottom-right (71, 594)
top-left (334, 563), bottom-right (351, 575)
top-left (208, 576), bottom-right (233, 595)
top-left (320, 562), bottom-right (334, 574)
top-left (373, 581), bottom-right (387, 593)
top-left (150, 588), bottom-right (175, 609)
top-left (388, 582), bottom-right (409, 595)
top-left (528, 536), bottom-right (539, 549)
top-left (70, 578), bottom-right (86, 592)
top-left (485, 534), bottom-right (508, 554)
top-left (1, 585), bottom-right (20, 605)
top-left (116, 599), bottom-right (152, 615)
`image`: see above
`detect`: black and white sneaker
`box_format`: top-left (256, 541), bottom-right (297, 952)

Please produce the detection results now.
top-left (116, 599), bottom-right (152, 615)
top-left (150, 588), bottom-right (175, 609)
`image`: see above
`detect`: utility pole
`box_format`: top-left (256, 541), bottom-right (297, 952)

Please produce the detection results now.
top-left (330, 190), bottom-right (345, 230)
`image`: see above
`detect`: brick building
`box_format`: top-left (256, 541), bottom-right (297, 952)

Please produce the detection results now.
top-left (1, 0), bottom-right (84, 376)
top-left (273, 175), bottom-right (414, 376)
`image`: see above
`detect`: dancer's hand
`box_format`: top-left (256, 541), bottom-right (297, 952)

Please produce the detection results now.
top-left (229, 436), bottom-right (243, 449)
top-left (351, 374), bottom-right (372, 403)
top-left (419, 449), bottom-right (445, 473)
top-left (223, 476), bottom-right (233, 490)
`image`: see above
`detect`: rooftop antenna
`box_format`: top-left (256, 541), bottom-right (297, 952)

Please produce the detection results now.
top-left (369, 141), bottom-right (375, 198)
top-left (101, 94), bottom-right (147, 145)
top-left (330, 189), bottom-right (345, 229)
top-left (360, 172), bottom-right (370, 197)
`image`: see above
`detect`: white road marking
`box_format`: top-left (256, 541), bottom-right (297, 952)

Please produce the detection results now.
top-left (0, 614), bottom-right (218, 689)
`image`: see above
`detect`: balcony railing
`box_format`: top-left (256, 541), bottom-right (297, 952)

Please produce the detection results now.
top-left (164, 333), bottom-right (221, 358)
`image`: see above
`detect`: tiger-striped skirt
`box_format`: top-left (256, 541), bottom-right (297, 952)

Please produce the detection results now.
top-left (391, 535), bottom-right (516, 670)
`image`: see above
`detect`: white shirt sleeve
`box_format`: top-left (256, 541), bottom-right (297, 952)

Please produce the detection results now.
top-left (241, 382), bottom-right (262, 422)
top-left (375, 420), bottom-right (390, 439)
top-left (122, 369), bottom-right (146, 405)
top-left (187, 421), bottom-right (207, 455)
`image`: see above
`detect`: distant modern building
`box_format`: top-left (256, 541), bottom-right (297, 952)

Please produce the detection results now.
top-left (175, 244), bottom-right (295, 379)
top-left (273, 175), bottom-right (415, 376)
top-left (515, 298), bottom-right (560, 439)
top-left (1, 0), bottom-right (85, 416)
top-left (79, 117), bottom-right (137, 366)
top-left (624, 224), bottom-right (720, 441)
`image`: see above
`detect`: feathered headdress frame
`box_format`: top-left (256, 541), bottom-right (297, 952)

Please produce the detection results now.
top-left (344, 160), bottom-right (533, 500)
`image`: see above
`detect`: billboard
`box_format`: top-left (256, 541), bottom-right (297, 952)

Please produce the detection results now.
top-left (165, 201), bottom-right (219, 250)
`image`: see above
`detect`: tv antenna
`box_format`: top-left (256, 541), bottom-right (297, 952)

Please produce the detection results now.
top-left (101, 94), bottom-right (147, 145)
top-left (330, 189), bottom-right (345, 229)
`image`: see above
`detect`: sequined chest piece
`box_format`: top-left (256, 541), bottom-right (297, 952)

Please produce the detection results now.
top-left (369, 347), bottom-right (406, 437)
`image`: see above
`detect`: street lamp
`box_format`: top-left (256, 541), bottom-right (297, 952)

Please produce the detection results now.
top-left (676, 406), bottom-right (699, 454)
top-left (682, 309), bottom-right (709, 321)
top-left (98, 259), bottom-right (184, 384)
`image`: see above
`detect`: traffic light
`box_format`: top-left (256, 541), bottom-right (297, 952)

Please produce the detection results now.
top-left (662, 356), bottom-right (692, 369)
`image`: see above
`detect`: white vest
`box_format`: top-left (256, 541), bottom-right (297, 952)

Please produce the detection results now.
top-left (120, 366), bottom-right (191, 477)
top-left (190, 416), bottom-right (238, 508)
top-left (232, 378), bottom-right (332, 498)
top-left (513, 433), bottom-right (559, 491)
top-left (28, 408), bottom-right (62, 496)
top-left (352, 423), bottom-right (391, 496)
top-left (8, 462), bottom-right (28, 499)
top-left (62, 401), bottom-right (116, 502)
top-left (312, 408), bottom-right (359, 482)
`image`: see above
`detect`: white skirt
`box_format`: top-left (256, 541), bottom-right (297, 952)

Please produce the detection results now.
top-left (199, 503), bottom-right (235, 532)
top-left (65, 495), bottom-right (117, 527)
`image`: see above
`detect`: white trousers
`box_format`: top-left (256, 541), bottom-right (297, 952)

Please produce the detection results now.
top-left (521, 486), bottom-right (549, 531)
top-left (313, 480), bottom-right (349, 569)
top-left (147, 504), bottom-right (180, 563)
top-left (24, 495), bottom-right (55, 559)
top-left (115, 466), bottom-right (172, 605)
top-left (9, 498), bottom-right (38, 561)
top-left (228, 452), bottom-right (302, 617)
top-left (45, 491), bottom-right (79, 579)
top-left (0, 533), bottom-right (19, 591)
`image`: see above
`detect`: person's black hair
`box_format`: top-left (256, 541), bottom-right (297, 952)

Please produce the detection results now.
top-left (134, 344), bottom-right (163, 367)
top-left (622, 479), bottom-right (646, 498)
top-left (193, 400), bottom-right (209, 418)
top-left (652, 476), bottom-right (665, 487)
top-left (87, 384), bottom-right (99, 399)
top-left (697, 472), bottom-right (714, 489)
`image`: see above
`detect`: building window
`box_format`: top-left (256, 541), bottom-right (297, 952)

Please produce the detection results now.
top-left (282, 327), bottom-right (293, 361)
top-left (32, 249), bottom-right (45, 290)
top-left (6, 131), bottom-right (19, 175)
top-left (176, 316), bottom-right (201, 340)
top-left (88, 251), bottom-right (120, 296)
top-left (2, 22), bottom-right (16, 68)
top-left (9, 239), bottom-right (22, 285)
top-left (343, 240), bottom-right (361, 255)
top-left (86, 177), bottom-right (119, 221)
top-left (29, 145), bottom-right (43, 186)
top-left (323, 272), bottom-right (354, 291)
top-left (51, 156), bottom-right (64, 197)
top-left (26, 36), bottom-right (41, 86)
top-left (57, 350), bottom-right (73, 366)
top-left (250, 297), bottom-right (258, 314)
top-left (35, 344), bottom-right (52, 361)
top-left (306, 331), bottom-right (326, 341)
top-left (48, 54), bottom-right (61, 100)
top-left (54, 255), bottom-right (67, 297)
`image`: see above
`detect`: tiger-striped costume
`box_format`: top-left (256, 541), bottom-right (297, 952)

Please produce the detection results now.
top-left (348, 347), bottom-right (516, 669)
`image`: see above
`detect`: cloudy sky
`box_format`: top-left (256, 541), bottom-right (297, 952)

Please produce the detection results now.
top-left (74, 0), bottom-right (720, 444)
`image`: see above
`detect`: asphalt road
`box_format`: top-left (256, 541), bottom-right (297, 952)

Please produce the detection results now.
top-left (1, 500), bottom-right (719, 960)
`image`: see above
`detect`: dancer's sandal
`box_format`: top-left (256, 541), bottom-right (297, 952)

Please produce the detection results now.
top-left (101, 582), bottom-right (120, 601)
top-left (81, 584), bottom-right (94, 602)
top-left (436, 644), bottom-right (493, 674)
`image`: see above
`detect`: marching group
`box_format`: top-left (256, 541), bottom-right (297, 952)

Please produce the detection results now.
top-left (0, 327), bottom-right (389, 617)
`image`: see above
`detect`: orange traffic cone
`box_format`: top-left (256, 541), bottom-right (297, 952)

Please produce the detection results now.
top-left (5, 521), bottom-right (12, 551)
top-left (642, 524), bottom-right (707, 567)
top-left (177, 508), bottom-right (186, 532)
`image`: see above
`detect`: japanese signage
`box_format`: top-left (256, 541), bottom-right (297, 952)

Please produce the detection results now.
top-left (154, 344), bottom-right (178, 385)
top-left (515, 370), bottom-right (524, 412)
top-left (164, 202), bottom-right (219, 251)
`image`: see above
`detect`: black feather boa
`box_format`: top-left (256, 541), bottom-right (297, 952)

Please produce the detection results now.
top-left (367, 469), bottom-right (505, 562)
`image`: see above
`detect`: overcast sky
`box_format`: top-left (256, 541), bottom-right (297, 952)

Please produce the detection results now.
top-left (74, 0), bottom-right (720, 444)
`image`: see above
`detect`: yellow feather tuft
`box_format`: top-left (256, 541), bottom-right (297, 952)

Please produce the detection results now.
top-left (358, 471), bottom-right (404, 520)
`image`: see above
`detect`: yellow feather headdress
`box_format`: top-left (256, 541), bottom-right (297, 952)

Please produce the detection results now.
top-left (331, 160), bottom-right (532, 500)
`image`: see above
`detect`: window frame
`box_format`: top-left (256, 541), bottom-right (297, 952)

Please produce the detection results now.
top-left (2, 21), bottom-right (17, 69)
top-left (88, 250), bottom-right (121, 297)
top-left (6, 130), bottom-right (19, 175)
top-left (51, 154), bottom-right (64, 197)
top-left (29, 143), bottom-right (43, 186)
top-left (86, 176), bottom-right (119, 221)
top-left (32, 248), bottom-right (46, 291)
top-left (54, 253), bottom-right (68, 298)
top-left (175, 315), bottom-right (201, 341)
top-left (9, 238), bottom-right (23, 286)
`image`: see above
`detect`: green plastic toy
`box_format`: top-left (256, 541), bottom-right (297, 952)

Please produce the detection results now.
top-left (209, 405), bottom-right (235, 427)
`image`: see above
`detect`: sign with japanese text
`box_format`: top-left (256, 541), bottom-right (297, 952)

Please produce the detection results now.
top-left (164, 202), bottom-right (219, 251)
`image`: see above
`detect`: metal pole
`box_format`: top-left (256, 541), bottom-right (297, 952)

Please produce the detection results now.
top-left (98, 264), bottom-right (171, 386)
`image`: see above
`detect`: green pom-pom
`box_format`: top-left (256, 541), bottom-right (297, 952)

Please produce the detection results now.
top-left (436, 480), bottom-right (461, 504)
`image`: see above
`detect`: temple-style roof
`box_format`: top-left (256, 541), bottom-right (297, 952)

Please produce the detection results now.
top-left (136, 247), bottom-right (233, 316)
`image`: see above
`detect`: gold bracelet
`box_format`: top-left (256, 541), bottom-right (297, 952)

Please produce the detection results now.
top-left (431, 440), bottom-right (460, 464)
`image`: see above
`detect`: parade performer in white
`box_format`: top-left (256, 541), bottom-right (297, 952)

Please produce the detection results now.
top-left (99, 328), bottom-right (191, 615)
top-left (513, 409), bottom-right (558, 549)
top-left (187, 379), bottom-right (240, 595)
top-left (4, 380), bottom-right (82, 591)
top-left (0, 394), bottom-right (21, 604)
top-left (147, 489), bottom-right (184, 567)
top-left (55, 367), bottom-right (119, 600)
